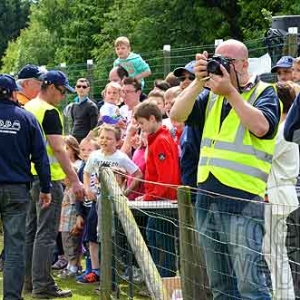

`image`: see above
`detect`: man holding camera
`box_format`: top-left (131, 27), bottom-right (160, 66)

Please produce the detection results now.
top-left (170, 39), bottom-right (280, 299)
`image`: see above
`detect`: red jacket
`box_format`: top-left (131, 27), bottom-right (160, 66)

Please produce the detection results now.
top-left (144, 126), bottom-right (181, 201)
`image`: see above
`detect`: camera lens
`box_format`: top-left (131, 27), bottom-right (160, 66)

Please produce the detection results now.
top-left (207, 60), bottom-right (223, 76)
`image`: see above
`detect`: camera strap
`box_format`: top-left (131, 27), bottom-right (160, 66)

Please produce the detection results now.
top-left (231, 64), bottom-right (243, 94)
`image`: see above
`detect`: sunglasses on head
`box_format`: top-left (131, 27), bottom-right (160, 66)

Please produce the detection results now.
top-left (76, 85), bottom-right (88, 89)
top-left (178, 75), bottom-right (195, 82)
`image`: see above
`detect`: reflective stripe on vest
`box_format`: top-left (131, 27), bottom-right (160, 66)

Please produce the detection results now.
top-left (198, 81), bottom-right (277, 197)
top-left (200, 156), bottom-right (269, 182)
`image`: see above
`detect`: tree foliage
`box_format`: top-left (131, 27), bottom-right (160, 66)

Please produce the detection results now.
top-left (1, 0), bottom-right (300, 76)
top-left (0, 0), bottom-right (30, 68)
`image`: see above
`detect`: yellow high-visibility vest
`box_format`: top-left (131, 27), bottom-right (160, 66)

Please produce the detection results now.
top-left (25, 98), bottom-right (65, 181)
top-left (198, 81), bottom-right (277, 198)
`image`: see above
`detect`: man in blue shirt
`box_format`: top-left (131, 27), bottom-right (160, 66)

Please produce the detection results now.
top-left (171, 39), bottom-right (280, 299)
top-left (0, 74), bottom-right (51, 300)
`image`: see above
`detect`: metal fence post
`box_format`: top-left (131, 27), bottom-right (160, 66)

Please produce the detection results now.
top-left (87, 59), bottom-right (94, 100)
top-left (59, 62), bottom-right (72, 134)
top-left (163, 45), bottom-right (171, 78)
top-left (214, 39), bottom-right (223, 49)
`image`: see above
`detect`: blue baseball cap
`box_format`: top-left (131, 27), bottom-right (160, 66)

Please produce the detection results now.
top-left (17, 64), bottom-right (44, 80)
top-left (0, 74), bottom-right (20, 95)
top-left (173, 60), bottom-right (196, 77)
top-left (41, 70), bottom-right (75, 93)
top-left (271, 56), bottom-right (295, 73)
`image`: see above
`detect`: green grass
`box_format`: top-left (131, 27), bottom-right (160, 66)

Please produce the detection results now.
top-left (0, 234), bottom-right (149, 299)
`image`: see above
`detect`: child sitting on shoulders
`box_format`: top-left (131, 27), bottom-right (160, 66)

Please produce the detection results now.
top-left (113, 36), bottom-right (151, 90)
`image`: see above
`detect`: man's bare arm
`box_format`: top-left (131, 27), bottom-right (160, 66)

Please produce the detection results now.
top-left (170, 52), bottom-right (209, 122)
top-left (47, 134), bottom-right (85, 198)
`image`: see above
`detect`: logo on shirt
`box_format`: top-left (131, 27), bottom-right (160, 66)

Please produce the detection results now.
top-left (0, 119), bottom-right (21, 134)
top-left (158, 153), bottom-right (166, 161)
top-left (96, 160), bottom-right (119, 168)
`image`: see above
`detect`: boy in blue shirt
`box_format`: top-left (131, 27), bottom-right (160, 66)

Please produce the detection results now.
top-left (113, 36), bottom-right (151, 90)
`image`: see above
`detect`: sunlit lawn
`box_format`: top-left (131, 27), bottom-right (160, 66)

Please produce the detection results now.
top-left (0, 234), bottom-right (149, 299)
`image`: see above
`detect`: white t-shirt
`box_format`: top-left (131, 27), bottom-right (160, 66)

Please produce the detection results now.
top-left (120, 105), bottom-right (130, 120)
top-left (267, 121), bottom-right (299, 215)
top-left (84, 149), bottom-right (138, 175)
top-left (100, 102), bottom-right (120, 119)
top-left (119, 105), bottom-right (134, 136)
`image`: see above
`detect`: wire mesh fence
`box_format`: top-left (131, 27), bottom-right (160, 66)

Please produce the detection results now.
top-left (95, 167), bottom-right (300, 300)
top-left (56, 33), bottom-right (299, 113)
top-left (57, 33), bottom-right (300, 136)
top-left (53, 34), bottom-right (300, 299)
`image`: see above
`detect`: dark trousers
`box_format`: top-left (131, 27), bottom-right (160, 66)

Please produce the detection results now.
top-left (24, 180), bottom-right (64, 293)
top-left (0, 184), bottom-right (29, 300)
top-left (286, 207), bottom-right (300, 299)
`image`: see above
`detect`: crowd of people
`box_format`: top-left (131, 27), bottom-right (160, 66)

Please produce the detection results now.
top-left (1, 35), bottom-right (300, 300)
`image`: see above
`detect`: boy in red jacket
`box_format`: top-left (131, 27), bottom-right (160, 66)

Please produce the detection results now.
top-left (134, 100), bottom-right (180, 277)
top-left (134, 100), bottom-right (181, 201)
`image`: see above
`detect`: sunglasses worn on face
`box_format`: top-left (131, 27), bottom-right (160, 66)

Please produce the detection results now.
top-left (54, 85), bottom-right (67, 95)
top-left (179, 75), bottom-right (195, 82)
top-left (76, 85), bottom-right (88, 89)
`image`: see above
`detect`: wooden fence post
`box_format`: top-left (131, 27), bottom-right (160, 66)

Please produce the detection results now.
top-left (99, 167), bottom-right (169, 300)
top-left (177, 186), bottom-right (211, 300)
top-left (99, 173), bottom-right (113, 299)
top-left (283, 27), bottom-right (298, 57)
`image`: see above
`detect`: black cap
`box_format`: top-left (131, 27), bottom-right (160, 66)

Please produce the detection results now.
top-left (17, 64), bottom-right (43, 80)
top-left (41, 70), bottom-right (75, 93)
top-left (0, 74), bottom-right (20, 94)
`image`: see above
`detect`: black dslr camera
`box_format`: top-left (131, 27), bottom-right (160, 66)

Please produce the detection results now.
top-left (207, 55), bottom-right (231, 76)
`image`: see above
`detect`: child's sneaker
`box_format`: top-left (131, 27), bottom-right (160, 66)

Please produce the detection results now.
top-left (51, 258), bottom-right (68, 270)
top-left (75, 268), bottom-right (91, 281)
top-left (76, 271), bottom-right (100, 284)
top-left (57, 269), bottom-right (77, 279)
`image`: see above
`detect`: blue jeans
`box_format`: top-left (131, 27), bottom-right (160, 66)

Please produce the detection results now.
top-left (0, 184), bottom-right (29, 300)
top-left (24, 180), bottom-right (63, 293)
top-left (146, 216), bottom-right (176, 278)
top-left (195, 193), bottom-right (271, 300)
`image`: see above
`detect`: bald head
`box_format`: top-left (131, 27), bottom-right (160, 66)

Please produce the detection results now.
top-left (215, 39), bottom-right (248, 60)
top-left (109, 68), bottom-right (120, 83)
top-left (109, 66), bottom-right (128, 85)
top-left (214, 39), bottom-right (250, 86)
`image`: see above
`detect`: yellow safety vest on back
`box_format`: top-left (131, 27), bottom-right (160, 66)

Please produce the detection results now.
top-left (25, 98), bottom-right (66, 181)
top-left (198, 81), bottom-right (277, 198)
